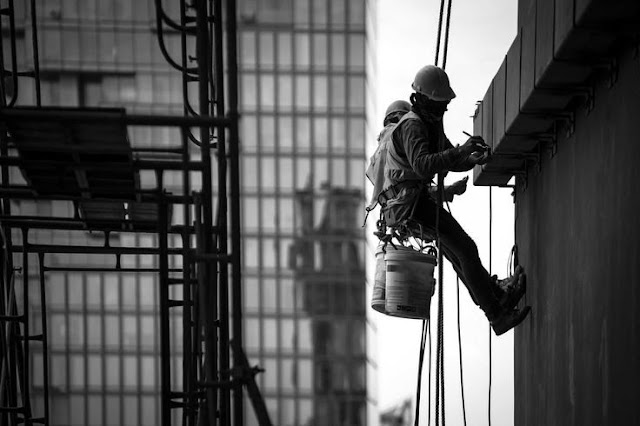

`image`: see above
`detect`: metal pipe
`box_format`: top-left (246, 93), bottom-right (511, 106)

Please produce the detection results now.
top-left (193, 1), bottom-right (218, 423)
top-left (0, 108), bottom-right (231, 127)
top-left (36, 254), bottom-right (49, 425)
top-left (5, 0), bottom-right (20, 107)
top-left (20, 229), bottom-right (31, 426)
top-left (153, 0), bottom-right (199, 75)
top-left (158, 190), bottom-right (172, 426)
top-left (29, 0), bottom-right (41, 107)
top-left (225, 0), bottom-right (245, 421)
top-left (9, 244), bottom-right (186, 256)
top-left (212, 0), bottom-right (231, 422)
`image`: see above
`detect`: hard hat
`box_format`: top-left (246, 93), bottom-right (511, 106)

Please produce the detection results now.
top-left (384, 100), bottom-right (411, 119)
top-left (411, 65), bottom-right (456, 102)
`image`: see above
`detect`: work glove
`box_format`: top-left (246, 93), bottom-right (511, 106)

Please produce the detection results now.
top-left (447, 176), bottom-right (468, 196)
top-left (460, 135), bottom-right (488, 155)
top-left (460, 136), bottom-right (491, 165)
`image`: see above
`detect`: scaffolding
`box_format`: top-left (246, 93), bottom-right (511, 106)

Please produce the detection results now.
top-left (0, 1), bottom-right (270, 425)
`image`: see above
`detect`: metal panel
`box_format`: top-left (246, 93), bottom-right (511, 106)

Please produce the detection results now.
top-left (505, 33), bottom-right (521, 134)
top-left (534, 0), bottom-right (555, 88)
top-left (576, 0), bottom-right (640, 28)
top-left (554, 0), bottom-right (574, 53)
top-left (492, 58), bottom-right (507, 153)
top-left (481, 82), bottom-right (493, 148)
top-left (520, 10), bottom-right (536, 112)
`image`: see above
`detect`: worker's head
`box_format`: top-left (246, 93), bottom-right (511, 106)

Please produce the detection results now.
top-left (383, 100), bottom-right (411, 126)
top-left (410, 65), bottom-right (455, 120)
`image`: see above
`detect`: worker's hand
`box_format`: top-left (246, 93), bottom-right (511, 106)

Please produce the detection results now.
top-left (460, 136), bottom-right (488, 155)
top-left (468, 149), bottom-right (491, 165)
top-left (448, 176), bottom-right (468, 196)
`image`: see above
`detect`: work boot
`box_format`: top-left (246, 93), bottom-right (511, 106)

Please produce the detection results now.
top-left (490, 306), bottom-right (531, 336)
top-left (492, 265), bottom-right (526, 311)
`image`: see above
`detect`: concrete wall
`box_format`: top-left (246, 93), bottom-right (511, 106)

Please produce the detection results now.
top-left (514, 47), bottom-right (640, 425)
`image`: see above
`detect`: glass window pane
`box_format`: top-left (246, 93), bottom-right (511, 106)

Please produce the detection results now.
top-left (262, 279), bottom-right (277, 311)
top-left (68, 274), bottom-right (83, 307)
top-left (105, 315), bottom-right (120, 348)
top-left (86, 273), bottom-right (101, 307)
top-left (278, 116), bottom-right (293, 151)
top-left (298, 359), bottom-right (313, 391)
top-left (105, 355), bottom-right (120, 388)
top-left (311, 0), bottom-right (327, 27)
top-left (297, 319), bottom-right (312, 353)
top-left (244, 238), bottom-right (259, 269)
top-left (294, 0), bottom-right (310, 26)
top-left (280, 278), bottom-right (295, 312)
top-left (261, 198), bottom-right (277, 232)
top-left (259, 32), bottom-right (275, 67)
top-left (312, 34), bottom-right (328, 68)
top-left (259, 116), bottom-right (276, 151)
top-left (88, 395), bottom-right (103, 426)
top-left (264, 319), bottom-right (278, 351)
top-left (87, 314), bottom-right (102, 348)
top-left (331, 34), bottom-right (346, 68)
top-left (243, 277), bottom-right (260, 311)
top-left (88, 355), bottom-right (102, 388)
top-left (277, 33), bottom-right (292, 67)
top-left (240, 31), bottom-right (256, 68)
top-left (313, 76), bottom-right (328, 110)
top-left (122, 275), bottom-right (137, 308)
top-left (70, 395), bottom-right (86, 425)
top-left (140, 315), bottom-right (155, 349)
top-left (294, 34), bottom-right (310, 68)
top-left (70, 355), bottom-right (85, 388)
top-left (260, 75), bottom-right (275, 109)
top-left (243, 196), bottom-right (260, 232)
top-left (330, 0), bottom-right (347, 26)
top-left (277, 76), bottom-right (293, 110)
top-left (278, 158), bottom-right (294, 192)
top-left (106, 396), bottom-right (121, 426)
top-left (331, 158), bottom-right (347, 187)
top-left (68, 314), bottom-right (84, 347)
top-left (295, 76), bottom-right (310, 110)
top-left (349, 34), bottom-right (365, 70)
top-left (141, 355), bottom-right (156, 388)
top-left (349, 1), bottom-right (365, 26)
top-left (261, 157), bottom-right (276, 191)
top-left (348, 76), bottom-right (365, 109)
top-left (241, 114), bottom-right (258, 150)
top-left (281, 360), bottom-right (295, 392)
top-left (281, 319), bottom-right (295, 351)
top-left (122, 315), bottom-right (138, 347)
top-left (241, 74), bottom-right (258, 110)
top-left (263, 358), bottom-right (278, 391)
top-left (349, 118), bottom-right (366, 153)
top-left (331, 118), bottom-right (346, 152)
top-left (295, 117), bottom-right (311, 153)
top-left (313, 118), bottom-right (329, 153)
top-left (123, 356), bottom-right (137, 389)
top-left (51, 354), bottom-right (67, 389)
top-left (261, 238), bottom-right (277, 269)
top-left (330, 76), bottom-right (346, 110)
top-left (245, 318), bottom-right (261, 350)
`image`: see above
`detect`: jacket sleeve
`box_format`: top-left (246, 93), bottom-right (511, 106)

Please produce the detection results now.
top-left (398, 120), bottom-right (469, 177)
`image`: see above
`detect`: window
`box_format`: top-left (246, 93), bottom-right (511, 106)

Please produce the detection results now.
top-left (259, 32), bottom-right (275, 68)
top-left (313, 117), bottom-right (329, 153)
top-left (278, 116), bottom-right (293, 151)
top-left (259, 116), bottom-right (276, 151)
top-left (312, 76), bottom-right (328, 111)
top-left (240, 31), bottom-right (257, 68)
top-left (294, 75), bottom-right (310, 110)
top-left (312, 34), bottom-right (328, 69)
top-left (294, 34), bottom-right (310, 68)
top-left (277, 77), bottom-right (293, 110)
top-left (277, 33), bottom-right (293, 67)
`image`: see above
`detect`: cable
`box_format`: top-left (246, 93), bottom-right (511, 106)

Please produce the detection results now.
top-left (488, 186), bottom-right (493, 426)
top-left (414, 319), bottom-right (430, 426)
top-left (456, 277), bottom-right (468, 426)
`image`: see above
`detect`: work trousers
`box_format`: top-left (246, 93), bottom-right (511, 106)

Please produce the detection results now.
top-left (385, 192), bottom-right (501, 319)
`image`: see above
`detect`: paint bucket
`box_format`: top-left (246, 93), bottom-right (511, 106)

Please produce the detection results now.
top-left (384, 245), bottom-right (437, 319)
top-left (371, 244), bottom-right (387, 313)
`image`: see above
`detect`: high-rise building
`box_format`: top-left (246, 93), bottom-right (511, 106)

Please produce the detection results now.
top-left (236, 2), bottom-right (377, 424)
top-left (2, 1), bottom-right (377, 425)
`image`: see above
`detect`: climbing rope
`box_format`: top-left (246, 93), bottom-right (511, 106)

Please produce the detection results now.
top-left (488, 186), bottom-right (493, 426)
top-left (414, 0), bottom-right (455, 425)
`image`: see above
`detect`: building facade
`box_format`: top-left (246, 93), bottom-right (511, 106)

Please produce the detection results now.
top-left (3, 1), bottom-right (377, 425)
top-left (236, 1), bottom-right (377, 424)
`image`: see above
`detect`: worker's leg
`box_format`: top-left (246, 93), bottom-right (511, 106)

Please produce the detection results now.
top-left (410, 195), bottom-right (501, 318)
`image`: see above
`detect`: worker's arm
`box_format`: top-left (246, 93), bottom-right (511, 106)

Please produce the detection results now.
top-left (398, 119), bottom-right (470, 178)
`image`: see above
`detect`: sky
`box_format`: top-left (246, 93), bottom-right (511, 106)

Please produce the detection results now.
top-left (373, 1), bottom-right (519, 425)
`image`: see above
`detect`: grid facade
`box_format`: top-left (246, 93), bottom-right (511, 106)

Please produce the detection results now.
top-left (237, 1), bottom-right (376, 425)
top-left (3, 0), bottom-right (376, 425)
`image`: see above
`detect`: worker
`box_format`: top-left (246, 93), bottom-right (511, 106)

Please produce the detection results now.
top-left (365, 100), bottom-right (412, 212)
top-left (378, 65), bottom-right (530, 335)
